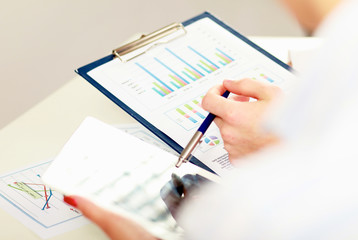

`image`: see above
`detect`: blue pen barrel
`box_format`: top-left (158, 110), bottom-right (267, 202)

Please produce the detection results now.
top-left (177, 90), bottom-right (230, 168)
top-left (198, 90), bottom-right (230, 133)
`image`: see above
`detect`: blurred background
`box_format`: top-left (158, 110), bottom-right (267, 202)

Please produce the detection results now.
top-left (0, 0), bottom-right (303, 129)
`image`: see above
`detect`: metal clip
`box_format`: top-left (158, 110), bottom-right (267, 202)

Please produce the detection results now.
top-left (112, 23), bottom-right (186, 62)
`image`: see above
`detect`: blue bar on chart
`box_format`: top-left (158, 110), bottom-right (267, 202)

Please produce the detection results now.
top-left (152, 87), bottom-right (166, 97)
top-left (171, 81), bottom-right (181, 89)
top-left (215, 48), bottom-right (235, 66)
top-left (135, 62), bottom-right (174, 97)
top-left (182, 71), bottom-right (197, 81)
top-left (187, 46), bottom-right (220, 73)
top-left (252, 73), bottom-right (275, 83)
top-left (166, 95), bottom-right (208, 130)
top-left (165, 48), bottom-right (205, 80)
top-left (154, 57), bottom-right (192, 90)
top-left (248, 67), bottom-right (281, 84)
top-left (176, 108), bottom-right (197, 123)
top-left (184, 104), bottom-right (206, 119)
top-left (260, 73), bottom-right (274, 83)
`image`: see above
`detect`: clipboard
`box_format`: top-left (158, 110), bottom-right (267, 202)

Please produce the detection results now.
top-left (76, 12), bottom-right (293, 173)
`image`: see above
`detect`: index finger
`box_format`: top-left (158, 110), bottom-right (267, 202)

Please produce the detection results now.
top-left (202, 87), bottom-right (247, 121)
top-left (224, 79), bottom-right (281, 100)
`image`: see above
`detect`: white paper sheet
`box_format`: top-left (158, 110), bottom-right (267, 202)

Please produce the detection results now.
top-left (0, 161), bottom-right (88, 239)
top-left (42, 117), bottom-right (220, 240)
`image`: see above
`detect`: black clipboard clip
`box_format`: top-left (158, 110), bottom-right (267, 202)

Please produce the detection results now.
top-left (112, 23), bottom-right (186, 62)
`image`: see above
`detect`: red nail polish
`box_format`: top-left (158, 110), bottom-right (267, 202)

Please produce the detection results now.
top-left (64, 196), bottom-right (77, 207)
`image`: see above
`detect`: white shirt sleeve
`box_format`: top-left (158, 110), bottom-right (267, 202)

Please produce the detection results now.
top-left (179, 1), bottom-right (358, 239)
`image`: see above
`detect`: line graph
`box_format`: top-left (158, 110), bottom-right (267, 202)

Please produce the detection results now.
top-left (7, 174), bottom-right (54, 210)
top-left (0, 161), bottom-right (87, 238)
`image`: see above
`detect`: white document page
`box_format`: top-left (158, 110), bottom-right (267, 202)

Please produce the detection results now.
top-left (115, 123), bottom-right (177, 155)
top-left (0, 161), bottom-right (88, 239)
top-left (42, 117), bottom-right (220, 240)
top-left (87, 17), bottom-right (298, 175)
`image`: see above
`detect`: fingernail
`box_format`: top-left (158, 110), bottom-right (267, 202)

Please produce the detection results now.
top-left (64, 196), bottom-right (77, 207)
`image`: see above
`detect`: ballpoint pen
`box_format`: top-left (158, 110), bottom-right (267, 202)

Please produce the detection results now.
top-left (176, 90), bottom-right (230, 168)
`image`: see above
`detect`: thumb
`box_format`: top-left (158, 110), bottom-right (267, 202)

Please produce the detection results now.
top-left (223, 78), bottom-right (278, 100)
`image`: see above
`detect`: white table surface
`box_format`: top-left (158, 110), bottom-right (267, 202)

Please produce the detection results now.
top-left (0, 37), bottom-right (319, 239)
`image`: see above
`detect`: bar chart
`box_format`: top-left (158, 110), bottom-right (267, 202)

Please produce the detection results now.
top-left (215, 48), bottom-right (235, 66)
top-left (135, 45), bottom-right (236, 98)
top-left (245, 67), bottom-right (283, 84)
top-left (166, 95), bottom-right (208, 130)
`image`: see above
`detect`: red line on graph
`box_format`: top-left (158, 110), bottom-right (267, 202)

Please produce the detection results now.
top-left (17, 182), bottom-right (51, 209)
top-left (43, 185), bottom-right (50, 209)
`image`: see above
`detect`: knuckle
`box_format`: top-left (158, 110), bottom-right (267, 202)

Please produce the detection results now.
top-left (223, 109), bottom-right (238, 124)
top-left (201, 93), bottom-right (213, 111)
top-left (220, 127), bottom-right (231, 140)
top-left (268, 85), bottom-right (282, 95)
top-left (237, 78), bottom-right (251, 88)
top-left (240, 78), bottom-right (252, 84)
top-left (220, 127), bottom-right (237, 144)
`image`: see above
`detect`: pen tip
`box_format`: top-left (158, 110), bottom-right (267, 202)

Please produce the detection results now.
top-left (176, 157), bottom-right (186, 168)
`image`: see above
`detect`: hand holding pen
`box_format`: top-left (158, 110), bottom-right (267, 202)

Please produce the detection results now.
top-left (189, 79), bottom-right (282, 161)
top-left (176, 90), bottom-right (230, 167)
